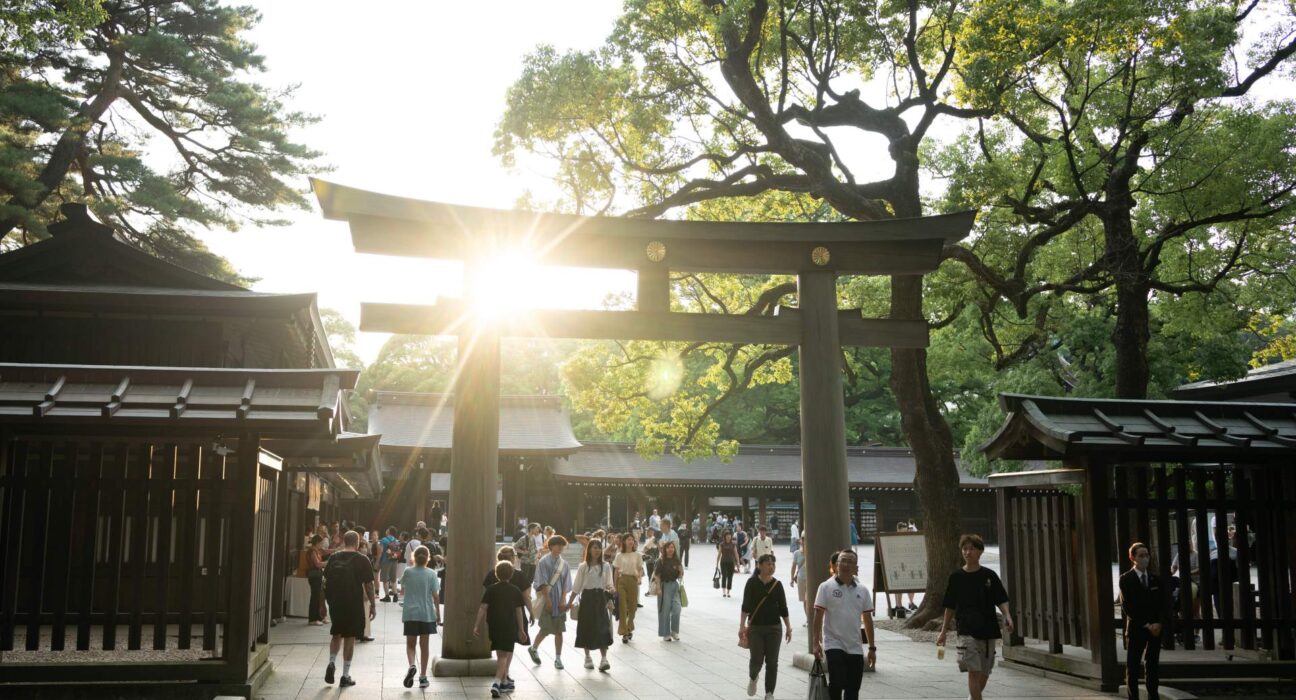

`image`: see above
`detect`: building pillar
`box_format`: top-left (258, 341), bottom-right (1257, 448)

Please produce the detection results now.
top-left (798, 270), bottom-right (851, 653)
top-left (439, 314), bottom-right (500, 663)
top-left (759, 495), bottom-right (768, 534)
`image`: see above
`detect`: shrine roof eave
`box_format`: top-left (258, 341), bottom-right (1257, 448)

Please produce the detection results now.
top-left (312, 179), bottom-right (976, 275)
top-left (980, 393), bottom-right (1296, 464)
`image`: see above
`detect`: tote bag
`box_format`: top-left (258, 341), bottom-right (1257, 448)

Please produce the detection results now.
top-left (808, 658), bottom-right (831, 700)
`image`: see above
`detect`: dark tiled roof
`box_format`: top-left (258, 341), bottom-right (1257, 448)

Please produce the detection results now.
top-left (550, 443), bottom-right (989, 490)
top-left (982, 393), bottom-right (1296, 462)
top-left (369, 392), bottom-right (582, 455)
top-left (1173, 359), bottom-right (1296, 402)
top-left (0, 363), bottom-right (357, 436)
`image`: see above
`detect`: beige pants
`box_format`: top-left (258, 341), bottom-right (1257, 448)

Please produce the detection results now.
top-left (617, 574), bottom-right (639, 636)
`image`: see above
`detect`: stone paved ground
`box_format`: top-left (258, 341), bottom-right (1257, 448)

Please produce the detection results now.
top-left (258, 545), bottom-right (1113, 700)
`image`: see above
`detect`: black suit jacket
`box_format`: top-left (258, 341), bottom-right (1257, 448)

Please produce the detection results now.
top-left (1119, 568), bottom-right (1169, 636)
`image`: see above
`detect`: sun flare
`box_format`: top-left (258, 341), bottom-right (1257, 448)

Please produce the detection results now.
top-left (468, 249), bottom-right (543, 319)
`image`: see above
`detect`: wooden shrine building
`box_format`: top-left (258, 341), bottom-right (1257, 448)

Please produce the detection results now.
top-left (982, 393), bottom-right (1296, 694)
top-left (0, 205), bottom-right (376, 698)
top-left (365, 390), bottom-right (997, 542)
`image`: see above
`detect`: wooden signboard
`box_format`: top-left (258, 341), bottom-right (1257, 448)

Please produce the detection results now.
top-left (874, 531), bottom-right (928, 594)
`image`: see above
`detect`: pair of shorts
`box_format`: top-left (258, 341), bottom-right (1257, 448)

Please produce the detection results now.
top-left (957, 637), bottom-right (996, 675)
top-left (381, 561), bottom-right (398, 581)
top-left (404, 620), bottom-right (438, 636)
top-left (537, 613), bottom-right (567, 635)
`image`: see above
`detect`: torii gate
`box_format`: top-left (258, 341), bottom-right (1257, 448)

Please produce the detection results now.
top-left (313, 179), bottom-right (973, 672)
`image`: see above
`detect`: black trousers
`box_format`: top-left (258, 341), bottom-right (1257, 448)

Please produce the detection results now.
top-left (720, 561), bottom-right (735, 590)
top-left (825, 649), bottom-right (864, 700)
top-left (1125, 627), bottom-right (1161, 700)
top-left (307, 570), bottom-right (324, 623)
top-left (681, 542), bottom-right (690, 567)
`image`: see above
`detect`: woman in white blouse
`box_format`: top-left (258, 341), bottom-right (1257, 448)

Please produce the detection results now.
top-left (613, 533), bottom-right (645, 643)
top-left (567, 539), bottom-right (615, 671)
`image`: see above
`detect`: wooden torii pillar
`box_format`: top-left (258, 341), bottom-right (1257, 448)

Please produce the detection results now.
top-left (313, 179), bottom-right (974, 666)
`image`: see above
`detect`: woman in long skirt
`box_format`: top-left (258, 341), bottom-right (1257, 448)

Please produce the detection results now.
top-left (568, 539), bottom-right (614, 671)
top-left (654, 541), bottom-right (684, 641)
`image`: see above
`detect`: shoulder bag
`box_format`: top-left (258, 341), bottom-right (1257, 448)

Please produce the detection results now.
top-left (531, 558), bottom-right (566, 622)
top-left (739, 579), bottom-right (777, 648)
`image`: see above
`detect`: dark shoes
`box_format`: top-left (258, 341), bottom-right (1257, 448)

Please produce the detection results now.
top-left (325, 661), bottom-right (336, 684)
top-left (404, 665), bottom-right (417, 688)
top-left (339, 676), bottom-right (356, 688)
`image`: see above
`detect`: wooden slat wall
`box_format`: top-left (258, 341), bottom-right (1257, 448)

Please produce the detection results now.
top-left (1001, 490), bottom-right (1087, 650)
top-left (995, 464), bottom-right (1296, 661)
top-left (0, 433), bottom-right (267, 679)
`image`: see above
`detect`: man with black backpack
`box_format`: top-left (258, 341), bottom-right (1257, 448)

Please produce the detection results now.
top-left (324, 530), bottom-right (377, 688)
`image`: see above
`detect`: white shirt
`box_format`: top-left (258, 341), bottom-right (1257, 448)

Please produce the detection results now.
top-left (814, 576), bottom-right (875, 655)
top-left (790, 523), bottom-right (800, 542)
top-left (574, 562), bottom-right (614, 592)
top-left (649, 514), bottom-right (661, 530)
top-left (404, 538), bottom-right (422, 565)
top-left (752, 535), bottom-right (775, 559)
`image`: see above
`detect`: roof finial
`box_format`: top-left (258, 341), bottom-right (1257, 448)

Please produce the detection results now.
top-left (47, 203), bottom-right (114, 238)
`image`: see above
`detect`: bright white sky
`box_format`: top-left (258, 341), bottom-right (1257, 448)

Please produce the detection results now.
top-left (201, 1), bottom-right (634, 363)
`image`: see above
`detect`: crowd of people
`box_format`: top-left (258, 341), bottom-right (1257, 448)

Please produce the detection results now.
top-left (302, 511), bottom-right (1025, 700)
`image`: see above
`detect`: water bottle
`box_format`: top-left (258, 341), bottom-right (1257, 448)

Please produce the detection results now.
top-left (937, 643), bottom-right (946, 660)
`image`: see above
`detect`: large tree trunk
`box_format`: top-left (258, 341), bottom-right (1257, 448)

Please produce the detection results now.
top-left (1104, 211), bottom-right (1151, 399)
top-left (890, 275), bottom-right (963, 627)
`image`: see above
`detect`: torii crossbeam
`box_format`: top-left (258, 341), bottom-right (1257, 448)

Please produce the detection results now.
top-left (313, 178), bottom-right (974, 670)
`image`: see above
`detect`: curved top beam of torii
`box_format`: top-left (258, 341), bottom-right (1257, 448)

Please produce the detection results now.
top-left (312, 178), bottom-right (975, 276)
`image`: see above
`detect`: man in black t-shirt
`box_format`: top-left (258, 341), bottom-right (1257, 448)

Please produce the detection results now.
top-left (936, 534), bottom-right (1014, 700)
top-left (323, 530), bottom-right (376, 688)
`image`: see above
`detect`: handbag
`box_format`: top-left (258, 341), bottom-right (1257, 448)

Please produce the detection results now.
top-left (570, 597), bottom-right (580, 621)
top-left (679, 584), bottom-right (689, 608)
top-left (808, 657), bottom-right (830, 700)
top-left (531, 558), bottom-right (566, 622)
top-left (712, 567), bottom-right (721, 589)
top-left (739, 579), bottom-right (777, 649)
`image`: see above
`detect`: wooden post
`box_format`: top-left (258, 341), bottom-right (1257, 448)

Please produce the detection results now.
top-left (758, 495), bottom-right (768, 534)
top-left (1077, 460), bottom-right (1119, 691)
top-left (638, 265), bottom-right (670, 312)
top-left (798, 270), bottom-right (851, 652)
top-left (441, 313), bottom-right (500, 661)
top-left (225, 432), bottom-right (260, 683)
top-left (271, 467), bottom-right (290, 621)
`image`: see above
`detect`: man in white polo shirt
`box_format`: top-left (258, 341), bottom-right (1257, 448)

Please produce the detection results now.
top-left (812, 549), bottom-right (876, 700)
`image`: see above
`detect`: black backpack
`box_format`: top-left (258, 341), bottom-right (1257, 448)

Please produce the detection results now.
top-left (324, 551), bottom-right (361, 603)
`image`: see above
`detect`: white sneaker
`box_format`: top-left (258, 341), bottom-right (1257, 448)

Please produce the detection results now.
top-left (765, 694), bottom-right (774, 700)
top-left (583, 657), bottom-right (594, 669)
top-left (747, 678), bottom-right (758, 697)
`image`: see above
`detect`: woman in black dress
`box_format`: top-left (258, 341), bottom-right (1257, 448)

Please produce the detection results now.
top-left (568, 539), bottom-right (614, 671)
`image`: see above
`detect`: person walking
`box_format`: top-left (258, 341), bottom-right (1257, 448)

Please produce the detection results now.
top-left (735, 524), bottom-right (751, 574)
top-left (790, 536), bottom-right (808, 626)
top-left (678, 520), bottom-right (692, 568)
top-left (570, 539), bottom-right (615, 671)
top-left (659, 517), bottom-right (680, 553)
top-left (642, 533), bottom-right (660, 596)
top-left (648, 509), bottom-right (661, 539)
top-left (613, 533), bottom-right (644, 643)
top-left (936, 534), bottom-right (1014, 700)
top-left (482, 546), bottom-right (533, 691)
top-left (379, 527), bottom-right (401, 603)
top-left (716, 531), bottom-right (738, 597)
top-left (322, 530), bottom-right (376, 688)
top-left (475, 560), bottom-right (529, 698)
top-left (741, 553), bottom-right (792, 700)
top-left (516, 523), bottom-right (541, 584)
top-left (307, 535), bottom-right (327, 625)
top-left (400, 545), bottom-right (441, 689)
top-left (653, 541), bottom-right (684, 641)
top-left (811, 549), bottom-right (877, 700)
top-left (1120, 542), bottom-right (1169, 700)
top-left (789, 520), bottom-right (801, 553)
top-left (528, 535), bottom-right (572, 669)
top-left (752, 526), bottom-right (775, 563)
